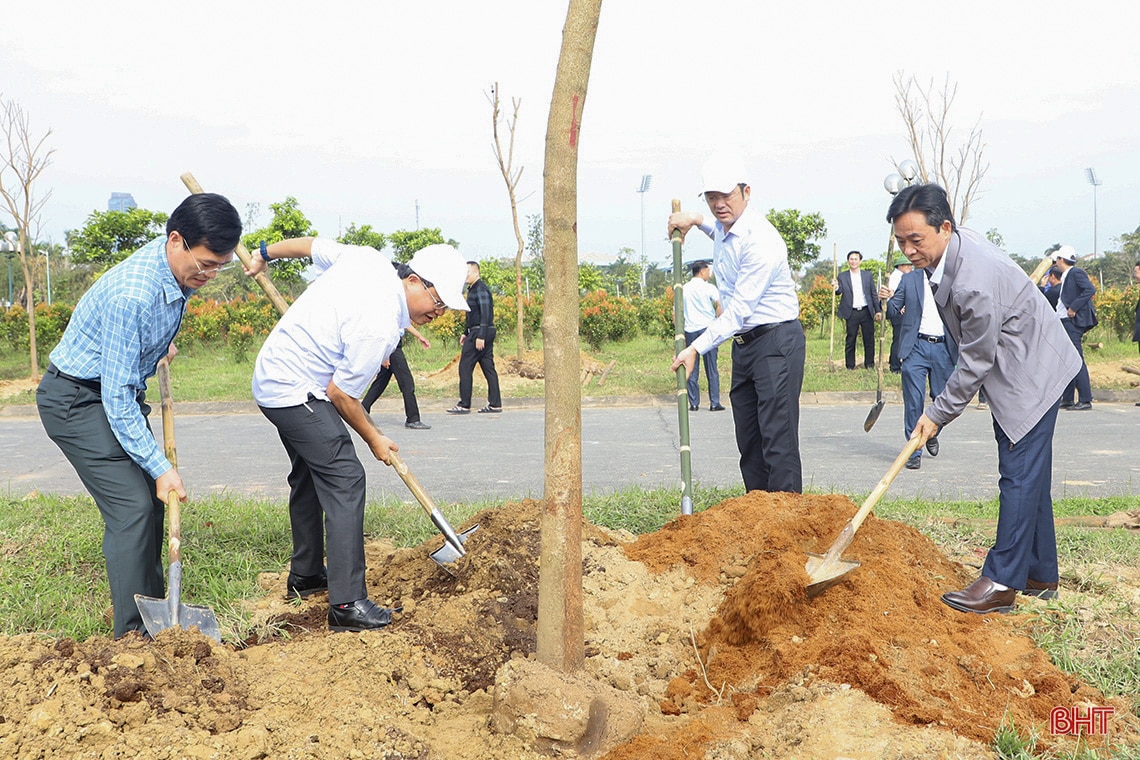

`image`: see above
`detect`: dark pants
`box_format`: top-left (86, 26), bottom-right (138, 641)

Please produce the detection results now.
top-left (362, 345), bottom-right (421, 423)
top-left (37, 371), bottom-right (165, 639)
top-left (844, 307), bottom-right (874, 369)
top-left (458, 331), bottom-right (501, 408)
top-left (900, 338), bottom-right (954, 463)
top-left (888, 317), bottom-right (902, 372)
top-left (684, 328), bottom-right (721, 409)
top-left (729, 321), bottom-right (805, 493)
top-left (260, 398), bottom-right (367, 606)
top-left (981, 401), bottom-right (1060, 588)
top-left (1060, 319), bottom-right (1092, 404)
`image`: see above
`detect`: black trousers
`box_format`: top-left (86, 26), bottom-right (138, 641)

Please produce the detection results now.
top-left (844, 307), bottom-right (875, 369)
top-left (1061, 319), bottom-right (1092, 404)
top-left (362, 345), bottom-right (421, 423)
top-left (259, 398), bottom-right (367, 606)
top-left (729, 321), bottom-right (805, 493)
top-left (458, 332), bottom-right (501, 408)
top-left (37, 371), bottom-right (165, 639)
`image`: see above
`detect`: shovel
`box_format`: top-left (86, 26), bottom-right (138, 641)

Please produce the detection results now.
top-left (179, 171), bottom-right (477, 573)
top-left (863, 235), bottom-right (896, 432)
top-left (134, 359), bottom-right (222, 642)
top-left (805, 436), bottom-right (921, 598)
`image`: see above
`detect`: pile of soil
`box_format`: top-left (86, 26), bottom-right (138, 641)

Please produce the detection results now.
top-left (0, 495), bottom-right (1134, 759)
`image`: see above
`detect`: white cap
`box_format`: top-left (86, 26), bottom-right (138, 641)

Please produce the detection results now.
top-left (1054, 244), bottom-right (1078, 264)
top-left (407, 244), bottom-right (470, 311)
top-left (700, 153), bottom-right (748, 195)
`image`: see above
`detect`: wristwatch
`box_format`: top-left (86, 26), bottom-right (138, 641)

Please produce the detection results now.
top-left (259, 240), bottom-right (271, 263)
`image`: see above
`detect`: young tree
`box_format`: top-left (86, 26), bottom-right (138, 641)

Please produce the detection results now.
top-left (765, 208), bottom-right (827, 270)
top-left (524, 213), bottom-right (545, 294)
top-left (488, 82), bottom-right (530, 360)
top-left (338, 222), bottom-right (387, 251)
top-left (893, 72), bottom-right (988, 223)
top-left (537, 0), bottom-right (602, 675)
top-left (0, 95), bottom-right (54, 379)
top-left (68, 208), bottom-right (169, 268)
top-left (387, 227), bottom-right (457, 263)
top-left (241, 197), bottom-right (318, 293)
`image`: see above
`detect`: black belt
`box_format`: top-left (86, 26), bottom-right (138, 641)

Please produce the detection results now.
top-left (917, 333), bottom-right (945, 343)
top-left (47, 363), bottom-right (102, 392)
top-left (733, 320), bottom-right (797, 345)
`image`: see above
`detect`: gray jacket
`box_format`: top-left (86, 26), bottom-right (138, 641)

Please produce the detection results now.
top-left (927, 227), bottom-right (1081, 443)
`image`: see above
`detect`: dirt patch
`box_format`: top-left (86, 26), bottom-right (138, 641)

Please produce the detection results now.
top-left (0, 376), bottom-right (37, 404)
top-left (0, 495), bottom-right (1135, 758)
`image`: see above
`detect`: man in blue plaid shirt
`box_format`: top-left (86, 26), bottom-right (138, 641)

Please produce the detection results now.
top-left (37, 193), bottom-right (241, 639)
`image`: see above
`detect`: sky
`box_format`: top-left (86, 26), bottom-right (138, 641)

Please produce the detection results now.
top-left (3, 1), bottom-right (1138, 272)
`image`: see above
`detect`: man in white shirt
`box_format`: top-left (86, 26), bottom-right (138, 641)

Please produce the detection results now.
top-left (668, 154), bottom-right (805, 494)
top-left (682, 260), bottom-right (724, 412)
top-left (247, 238), bottom-right (468, 632)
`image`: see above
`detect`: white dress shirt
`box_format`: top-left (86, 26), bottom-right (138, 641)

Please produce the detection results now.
top-left (682, 277), bottom-right (720, 331)
top-left (690, 204), bottom-right (799, 355)
top-left (253, 238), bottom-right (408, 408)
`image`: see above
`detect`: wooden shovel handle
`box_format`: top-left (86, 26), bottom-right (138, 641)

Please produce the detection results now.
top-left (157, 359), bottom-right (177, 468)
top-left (179, 172), bottom-right (291, 316)
top-left (849, 436), bottom-right (922, 534)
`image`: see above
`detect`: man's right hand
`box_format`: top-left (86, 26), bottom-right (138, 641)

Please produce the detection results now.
top-left (671, 346), bottom-right (698, 380)
top-left (155, 467), bottom-right (186, 502)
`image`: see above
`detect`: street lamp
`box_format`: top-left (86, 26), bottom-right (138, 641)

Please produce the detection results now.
top-left (636, 174), bottom-right (652, 295)
top-left (1085, 167), bottom-right (1101, 259)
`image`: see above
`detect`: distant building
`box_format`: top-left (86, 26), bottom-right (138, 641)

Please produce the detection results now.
top-left (108, 192), bottom-right (137, 212)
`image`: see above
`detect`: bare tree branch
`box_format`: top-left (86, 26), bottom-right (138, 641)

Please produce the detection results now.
top-left (0, 94), bottom-right (55, 379)
top-left (891, 72), bottom-right (988, 225)
top-left (487, 82), bottom-right (529, 360)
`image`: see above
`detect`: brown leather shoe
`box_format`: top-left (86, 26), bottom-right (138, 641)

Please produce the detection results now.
top-left (941, 577), bottom-right (1016, 614)
top-left (1020, 579), bottom-right (1059, 600)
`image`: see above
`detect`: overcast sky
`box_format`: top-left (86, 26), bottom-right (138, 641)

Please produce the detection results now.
top-left (3, 1), bottom-right (1138, 270)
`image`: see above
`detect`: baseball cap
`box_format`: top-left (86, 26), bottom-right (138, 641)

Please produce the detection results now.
top-left (407, 244), bottom-right (470, 311)
top-left (1054, 244), bottom-right (1078, 264)
top-left (700, 153), bottom-right (748, 196)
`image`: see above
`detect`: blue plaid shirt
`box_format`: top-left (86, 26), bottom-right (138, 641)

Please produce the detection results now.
top-left (49, 236), bottom-right (190, 478)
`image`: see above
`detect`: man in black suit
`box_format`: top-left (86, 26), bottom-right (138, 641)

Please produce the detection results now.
top-left (832, 250), bottom-right (880, 369)
top-left (1053, 246), bottom-right (1097, 411)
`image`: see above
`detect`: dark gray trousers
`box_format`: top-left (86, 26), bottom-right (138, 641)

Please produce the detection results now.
top-left (259, 398), bottom-right (367, 605)
top-left (37, 371), bottom-right (165, 639)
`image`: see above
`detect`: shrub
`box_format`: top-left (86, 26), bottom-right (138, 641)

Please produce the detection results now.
top-left (637, 290), bottom-right (674, 343)
top-left (1093, 286), bottom-right (1138, 341)
top-left (228, 323), bottom-right (256, 364)
top-left (579, 289), bottom-right (637, 351)
top-left (798, 274), bottom-right (835, 336)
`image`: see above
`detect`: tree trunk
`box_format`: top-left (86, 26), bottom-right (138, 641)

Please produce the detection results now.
top-left (20, 243), bottom-right (39, 379)
top-left (536, 0), bottom-right (602, 674)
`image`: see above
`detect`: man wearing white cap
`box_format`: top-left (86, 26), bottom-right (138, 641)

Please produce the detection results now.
top-left (1052, 244), bottom-right (1097, 410)
top-left (248, 238), bottom-right (468, 631)
top-left (668, 154), bottom-right (805, 493)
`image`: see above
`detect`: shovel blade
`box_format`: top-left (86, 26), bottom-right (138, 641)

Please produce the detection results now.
top-left (804, 551), bottom-right (861, 599)
top-left (134, 594), bottom-right (222, 643)
top-left (863, 400), bottom-right (885, 432)
top-left (429, 524), bottom-right (479, 572)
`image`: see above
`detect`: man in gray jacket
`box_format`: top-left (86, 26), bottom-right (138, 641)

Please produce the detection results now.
top-left (890, 184), bottom-right (1081, 615)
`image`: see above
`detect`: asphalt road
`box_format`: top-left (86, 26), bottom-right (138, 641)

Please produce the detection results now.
top-left (4, 395), bottom-right (1139, 506)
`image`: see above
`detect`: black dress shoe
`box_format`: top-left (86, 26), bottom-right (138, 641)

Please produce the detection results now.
top-left (925, 436), bottom-right (939, 457)
top-left (1059, 401), bottom-right (1074, 410)
top-left (941, 577), bottom-right (1016, 614)
top-left (286, 569), bottom-right (328, 600)
top-left (905, 457), bottom-right (921, 470)
top-left (405, 420), bottom-right (431, 430)
top-left (1070, 402), bottom-right (1092, 411)
top-left (709, 404), bottom-right (726, 412)
top-left (1020, 579), bottom-right (1059, 600)
top-left (689, 404), bottom-right (699, 412)
top-left (328, 599), bottom-right (399, 632)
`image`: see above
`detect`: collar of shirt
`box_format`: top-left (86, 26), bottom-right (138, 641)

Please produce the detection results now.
top-left (927, 244), bottom-right (949, 286)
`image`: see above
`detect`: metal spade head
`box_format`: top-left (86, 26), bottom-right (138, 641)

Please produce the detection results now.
top-left (134, 562), bottom-right (221, 642)
top-left (429, 524), bottom-right (479, 573)
top-left (804, 551), bottom-right (862, 598)
top-left (863, 400), bottom-right (885, 432)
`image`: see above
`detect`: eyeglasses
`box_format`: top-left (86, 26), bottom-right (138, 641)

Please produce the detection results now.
top-left (182, 240), bottom-right (235, 275)
top-left (422, 280), bottom-right (446, 310)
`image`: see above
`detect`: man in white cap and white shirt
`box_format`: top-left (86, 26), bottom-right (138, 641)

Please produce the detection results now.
top-left (247, 238), bottom-right (468, 632)
top-left (668, 154), bottom-right (805, 493)
top-left (1051, 244), bottom-right (1097, 410)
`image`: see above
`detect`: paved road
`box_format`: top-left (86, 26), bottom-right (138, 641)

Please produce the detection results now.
top-left (4, 395), bottom-right (1138, 506)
